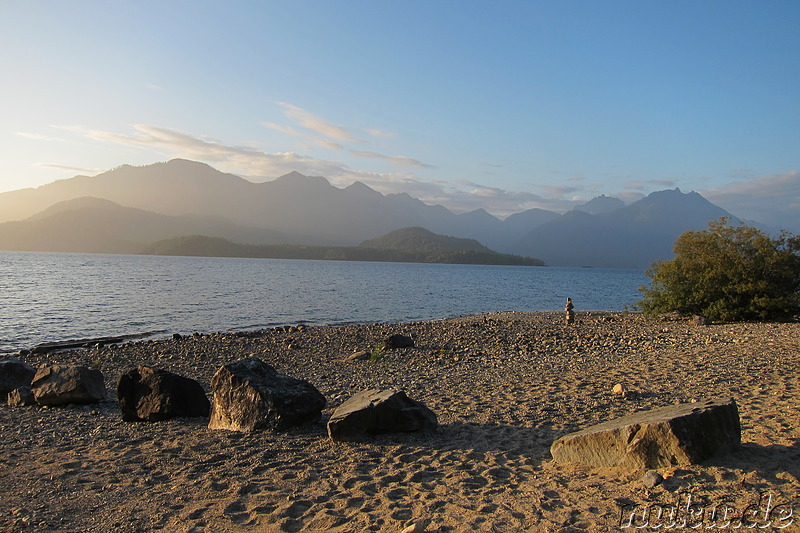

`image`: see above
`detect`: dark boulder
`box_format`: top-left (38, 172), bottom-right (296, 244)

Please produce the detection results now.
top-left (384, 334), bottom-right (414, 349)
top-left (0, 358), bottom-right (36, 400)
top-left (208, 357), bottom-right (326, 432)
top-left (327, 389), bottom-right (438, 442)
top-left (117, 366), bottom-right (210, 422)
top-left (7, 386), bottom-right (36, 407)
top-left (550, 397), bottom-right (740, 469)
top-left (31, 365), bottom-right (106, 406)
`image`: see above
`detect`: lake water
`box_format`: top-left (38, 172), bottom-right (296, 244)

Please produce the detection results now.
top-left (0, 252), bottom-right (648, 354)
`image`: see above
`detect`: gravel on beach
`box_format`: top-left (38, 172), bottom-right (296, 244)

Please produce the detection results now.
top-left (2, 311), bottom-right (798, 532)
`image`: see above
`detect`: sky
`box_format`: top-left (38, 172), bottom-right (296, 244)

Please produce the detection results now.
top-left (1, 1), bottom-right (799, 228)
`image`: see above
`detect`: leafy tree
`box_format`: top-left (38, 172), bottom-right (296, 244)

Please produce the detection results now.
top-left (638, 218), bottom-right (800, 321)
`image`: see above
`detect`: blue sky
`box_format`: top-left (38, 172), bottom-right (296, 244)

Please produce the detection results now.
top-left (2, 1), bottom-right (799, 228)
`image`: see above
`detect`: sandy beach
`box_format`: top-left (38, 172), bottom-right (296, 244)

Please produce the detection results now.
top-left (1, 311), bottom-right (798, 532)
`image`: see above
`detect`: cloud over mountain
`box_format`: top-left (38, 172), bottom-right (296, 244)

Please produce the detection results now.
top-left (702, 171), bottom-right (800, 232)
top-left (20, 96), bottom-right (799, 229)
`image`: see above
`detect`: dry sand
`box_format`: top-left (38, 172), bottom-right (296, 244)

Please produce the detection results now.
top-left (1, 311), bottom-right (798, 532)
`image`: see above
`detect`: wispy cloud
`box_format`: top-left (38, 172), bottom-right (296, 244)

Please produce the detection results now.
top-left (277, 102), bottom-right (361, 144)
top-left (16, 132), bottom-right (59, 141)
top-left (624, 179), bottom-right (677, 190)
top-left (350, 150), bottom-right (433, 168)
top-left (64, 122), bottom-right (581, 218)
top-left (35, 163), bottom-right (104, 174)
top-left (702, 171), bottom-right (800, 231)
top-left (366, 129), bottom-right (396, 139)
top-left (261, 121), bottom-right (304, 137)
top-left (313, 138), bottom-right (345, 151)
top-left (270, 103), bottom-right (433, 169)
top-left (75, 124), bottom-right (352, 180)
top-left (539, 184), bottom-right (580, 198)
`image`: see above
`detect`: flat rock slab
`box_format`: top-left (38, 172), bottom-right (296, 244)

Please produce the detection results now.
top-left (328, 389), bottom-right (438, 442)
top-left (550, 397), bottom-right (740, 469)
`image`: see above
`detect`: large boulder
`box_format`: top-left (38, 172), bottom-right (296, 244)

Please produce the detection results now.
top-left (0, 358), bottom-right (36, 400)
top-left (550, 397), bottom-right (740, 469)
top-left (208, 357), bottom-right (326, 432)
top-left (31, 365), bottom-right (106, 406)
top-left (327, 389), bottom-right (438, 442)
top-left (117, 366), bottom-right (210, 422)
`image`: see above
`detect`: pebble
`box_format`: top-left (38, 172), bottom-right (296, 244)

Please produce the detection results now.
top-left (401, 519), bottom-right (430, 533)
top-left (641, 471), bottom-right (664, 488)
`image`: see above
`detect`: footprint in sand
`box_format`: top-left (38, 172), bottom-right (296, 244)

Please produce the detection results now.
top-left (223, 500), bottom-right (250, 524)
top-left (283, 500), bottom-right (313, 519)
top-left (342, 475), bottom-right (372, 489)
top-left (379, 473), bottom-right (405, 484)
top-left (186, 504), bottom-right (210, 520)
top-left (385, 488), bottom-right (408, 500)
top-left (250, 503), bottom-right (278, 515)
top-left (408, 469), bottom-right (444, 483)
top-left (390, 508), bottom-right (413, 521)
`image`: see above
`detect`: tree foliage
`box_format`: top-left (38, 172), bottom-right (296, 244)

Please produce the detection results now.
top-left (638, 218), bottom-right (800, 321)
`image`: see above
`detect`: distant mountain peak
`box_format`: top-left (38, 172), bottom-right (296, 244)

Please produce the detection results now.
top-left (344, 181), bottom-right (377, 193)
top-left (573, 194), bottom-right (625, 215)
top-left (360, 226), bottom-right (493, 253)
top-left (274, 171), bottom-right (331, 188)
top-left (277, 170), bottom-right (308, 180)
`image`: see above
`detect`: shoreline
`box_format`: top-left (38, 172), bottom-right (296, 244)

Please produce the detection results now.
top-left (2, 311), bottom-right (798, 531)
top-left (7, 310), bottom-right (627, 357)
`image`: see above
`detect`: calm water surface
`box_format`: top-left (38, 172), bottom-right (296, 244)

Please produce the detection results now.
top-left (0, 252), bottom-right (647, 353)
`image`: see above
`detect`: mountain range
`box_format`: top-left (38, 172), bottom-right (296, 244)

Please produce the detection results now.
top-left (0, 159), bottom-right (740, 268)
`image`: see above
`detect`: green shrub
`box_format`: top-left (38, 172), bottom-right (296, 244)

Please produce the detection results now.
top-left (637, 218), bottom-right (800, 321)
top-left (369, 341), bottom-right (387, 362)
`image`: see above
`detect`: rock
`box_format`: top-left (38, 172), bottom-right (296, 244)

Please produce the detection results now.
top-left (401, 519), bottom-right (430, 533)
top-left (117, 366), bottom-right (210, 422)
top-left (327, 389), bottom-right (438, 442)
top-left (385, 334), bottom-right (414, 349)
top-left (0, 358), bottom-right (36, 400)
top-left (611, 383), bottom-right (625, 395)
top-left (208, 357), bottom-right (326, 432)
top-left (31, 365), bottom-right (106, 406)
top-left (7, 386), bottom-right (36, 407)
top-left (641, 470), bottom-right (664, 488)
top-left (550, 397), bottom-right (740, 469)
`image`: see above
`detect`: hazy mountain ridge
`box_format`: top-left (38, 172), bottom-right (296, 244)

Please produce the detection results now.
top-left (515, 189), bottom-right (735, 268)
top-left (0, 196), bottom-right (287, 254)
top-left (0, 159), bottom-right (750, 267)
top-left (360, 227), bottom-right (493, 253)
top-left (143, 234), bottom-right (544, 266)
